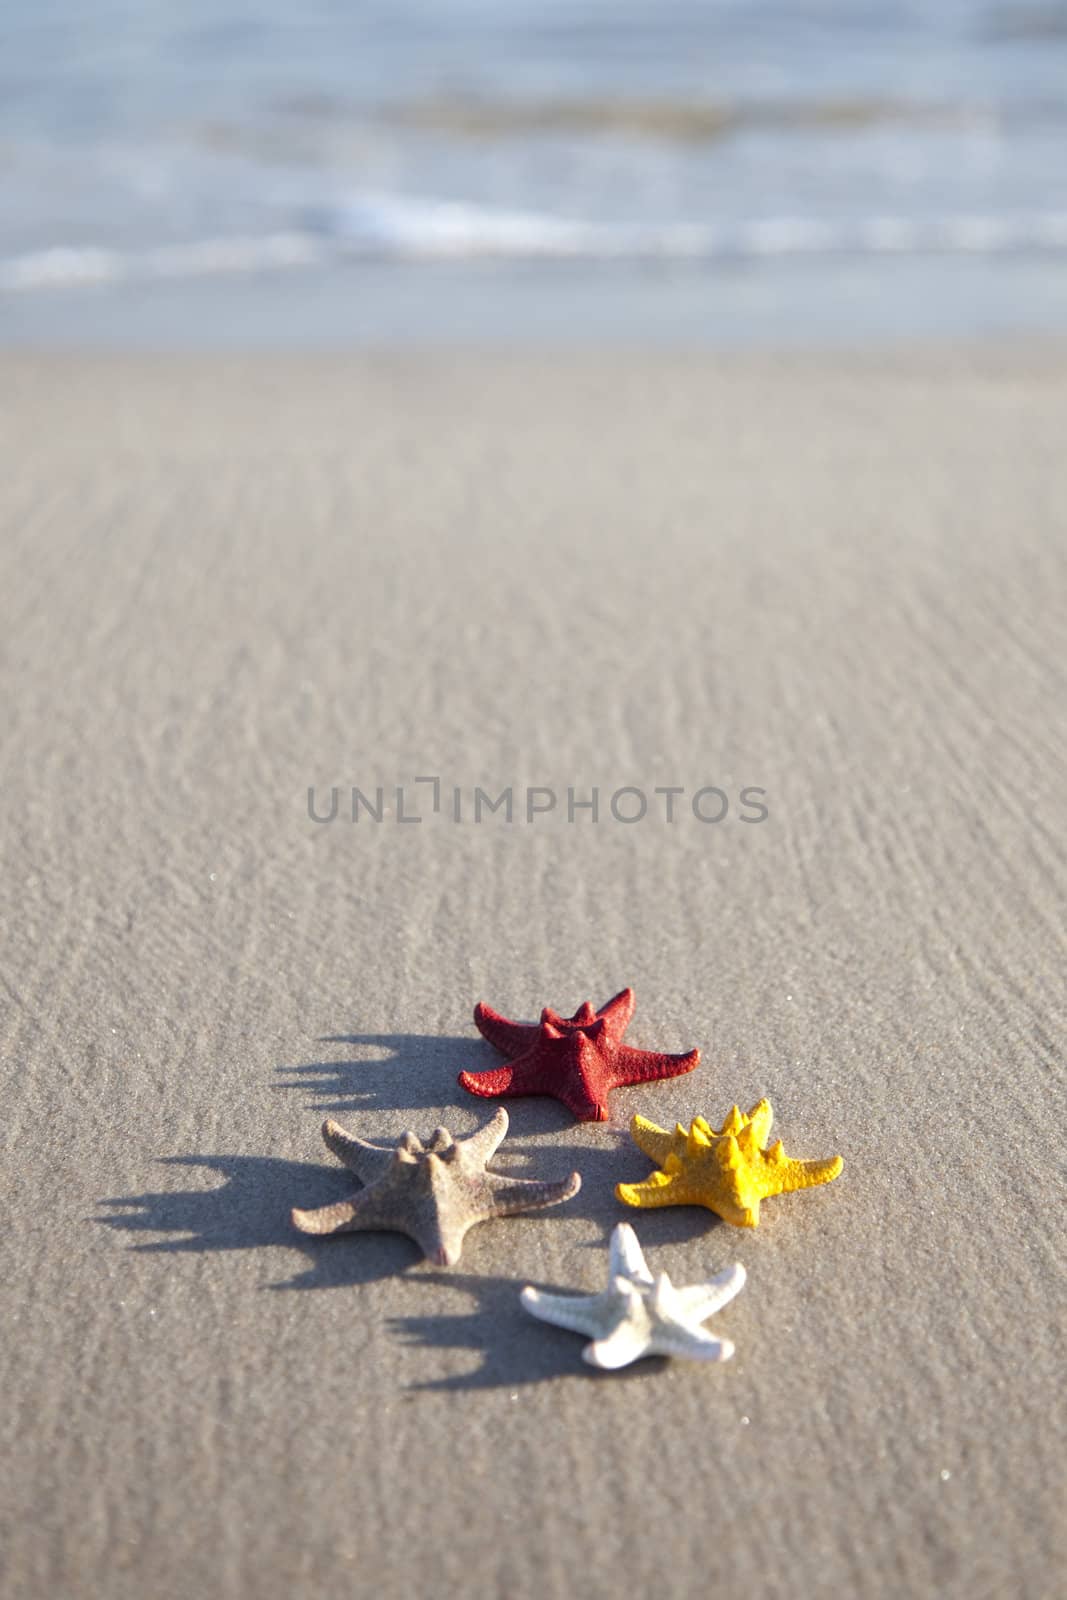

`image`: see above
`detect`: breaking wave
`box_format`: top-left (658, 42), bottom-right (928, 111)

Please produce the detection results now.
top-left (5, 197), bottom-right (1067, 292)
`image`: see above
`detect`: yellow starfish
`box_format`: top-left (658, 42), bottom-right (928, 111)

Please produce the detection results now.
top-left (616, 1100), bottom-right (842, 1228)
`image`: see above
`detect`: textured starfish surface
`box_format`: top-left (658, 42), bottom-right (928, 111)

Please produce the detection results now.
top-left (459, 987), bottom-right (700, 1122)
top-left (617, 1099), bottom-right (843, 1227)
top-left (291, 1107), bottom-right (580, 1266)
top-left (520, 1222), bottom-right (745, 1368)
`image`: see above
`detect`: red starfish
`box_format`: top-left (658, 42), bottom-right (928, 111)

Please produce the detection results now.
top-left (458, 987), bottom-right (700, 1123)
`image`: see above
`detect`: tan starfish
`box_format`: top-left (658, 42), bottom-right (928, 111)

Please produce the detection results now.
top-left (292, 1107), bottom-right (580, 1265)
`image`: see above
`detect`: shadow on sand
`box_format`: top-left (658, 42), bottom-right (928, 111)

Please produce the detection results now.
top-left (98, 1027), bottom-right (720, 1380)
top-left (276, 1030), bottom-right (487, 1116)
top-left (97, 1151), bottom-right (423, 1288)
top-left (386, 1269), bottom-right (668, 1391)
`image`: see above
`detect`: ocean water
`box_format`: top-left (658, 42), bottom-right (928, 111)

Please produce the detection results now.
top-left (3, 0), bottom-right (1067, 344)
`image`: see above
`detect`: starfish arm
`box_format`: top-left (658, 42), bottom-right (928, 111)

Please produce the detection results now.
top-left (458, 1106), bottom-right (509, 1165)
top-left (774, 1153), bottom-right (843, 1195)
top-left (676, 1263), bottom-right (747, 1321)
top-left (584, 1321), bottom-right (653, 1370)
top-left (291, 1195), bottom-right (368, 1236)
top-left (608, 1222), bottom-right (654, 1286)
top-left (650, 1326), bottom-right (734, 1363)
top-left (610, 1043), bottom-right (700, 1087)
top-left (628, 1113), bottom-right (678, 1169)
top-left (472, 1001), bottom-right (539, 1058)
top-left (485, 1170), bottom-right (581, 1217)
top-left (595, 987), bottom-right (636, 1041)
top-left (457, 1053), bottom-right (548, 1101)
top-left (292, 1176), bottom-right (419, 1244)
top-left (321, 1119), bottom-right (394, 1182)
top-left (615, 1174), bottom-right (700, 1210)
top-left (520, 1286), bottom-right (608, 1339)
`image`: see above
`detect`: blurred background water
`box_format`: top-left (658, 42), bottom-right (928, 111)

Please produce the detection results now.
top-left (3, 0), bottom-right (1067, 344)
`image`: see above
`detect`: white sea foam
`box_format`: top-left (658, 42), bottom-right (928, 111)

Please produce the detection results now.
top-left (4, 0), bottom-right (1067, 338)
top-left (4, 198), bottom-right (1067, 292)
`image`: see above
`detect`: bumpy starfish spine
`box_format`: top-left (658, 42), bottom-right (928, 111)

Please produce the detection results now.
top-left (473, 988), bottom-right (636, 1055)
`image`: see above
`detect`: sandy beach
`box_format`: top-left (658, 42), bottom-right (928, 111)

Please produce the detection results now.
top-left (1, 348), bottom-right (1064, 1600)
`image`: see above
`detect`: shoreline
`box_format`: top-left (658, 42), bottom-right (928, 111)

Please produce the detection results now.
top-left (6, 251), bottom-right (1067, 350)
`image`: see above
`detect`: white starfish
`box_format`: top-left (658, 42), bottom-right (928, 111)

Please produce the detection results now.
top-left (520, 1223), bottom-right (746, 1369)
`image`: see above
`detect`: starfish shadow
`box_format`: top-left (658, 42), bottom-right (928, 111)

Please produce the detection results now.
top-left (97, 1153), bottom-right (418, 1289)
top-left (277, 1031), bottom-right (474, 1116)
top-left (278, 1031), bottom-right (584, 1138)
top-left (389, 1272), bottom-right (666, 1391)
top-left (503, 1130), bottom-right (725, 1253)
